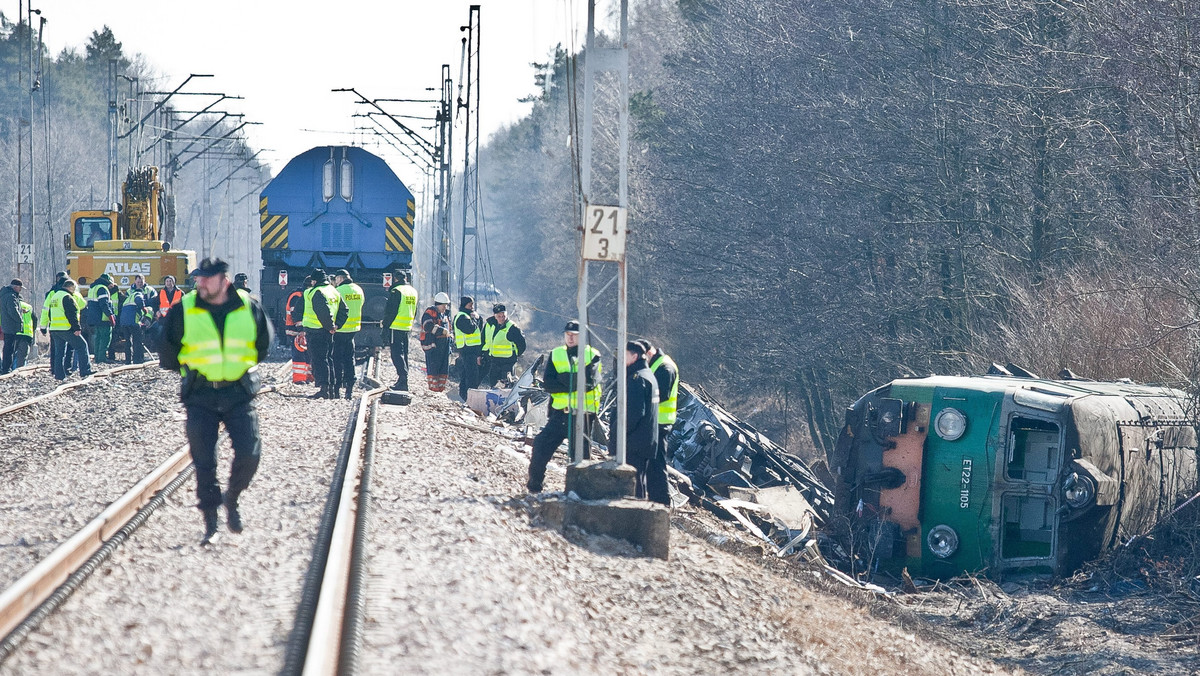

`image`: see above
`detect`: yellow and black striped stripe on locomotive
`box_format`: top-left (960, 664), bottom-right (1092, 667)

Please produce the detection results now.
top-left (384, 199), bottom-right (416, 252)
top-left (260, 196), bottom-right (289, 249)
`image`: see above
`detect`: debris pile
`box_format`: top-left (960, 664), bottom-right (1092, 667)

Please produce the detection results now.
top-left (666, 383), bottom-right (834, 559)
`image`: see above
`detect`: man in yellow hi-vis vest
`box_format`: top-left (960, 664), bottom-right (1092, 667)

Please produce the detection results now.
top-left (640, 340), bottom-right (677, 506)
top-left (381, 268), bottom-right (419, 392)
top-left (332, 269), bottom-right (365, 399)
top-left (527, 320), bottom-right (602, 493)
top-left (453, 295), bottom-right (483, 400)
top-left (160, 257), bottom-right (274, 544)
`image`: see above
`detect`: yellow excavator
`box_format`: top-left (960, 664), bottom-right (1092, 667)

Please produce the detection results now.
top-left (65, 166), bottom-right (195, 288)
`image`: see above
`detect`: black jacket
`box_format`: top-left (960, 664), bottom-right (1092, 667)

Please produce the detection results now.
top-left (455, 308), bottom-right (482, 353)
top-left (0, 286), bottom-right (22, 335)
top-left (541, 345), bottom-right (600, 396)
top-left (613, 359), bottom-right (659, 461)
top-left (482, 317), bottom-right (527, 359)
top-left (159, 289), bottom-right (274, 374)
top-left (61, 293), bottom-right (81, 332)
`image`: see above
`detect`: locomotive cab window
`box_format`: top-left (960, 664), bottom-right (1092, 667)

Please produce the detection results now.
top-left (1000, 494), bottom-right (1055, 559)
top-left (1007, 418), bottom-right (1060, 483)
top-left (74, 216), bottom-right (114, 248)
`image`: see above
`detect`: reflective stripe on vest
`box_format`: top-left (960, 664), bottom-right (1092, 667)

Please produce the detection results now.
top-left (159, 287), bottom-right (182, 309)
top-left (336, 282), bottom-right (365, 333)
top-left (123, 287), bottom-right (145, 307)
top-left (549, 345), bottom-right (601, 413)
top-left (484, 322), bottom-right (516, 358)
top-left (649, 354), bottom-right (679, 425)
top-left (454, 311), bottom-right (481, 347)
top-left (178, 290), bottom-right (258, 382)
top-left (390, 285), bottom-right (419, 330)
top-left (43, 290), bottom-right (70, 331)
top-left (302, 285), bottom-right (342, 329)
top-left (88, 284), bottom-right (113, 320)
top-left (17, 301), bottom-right (33, 337)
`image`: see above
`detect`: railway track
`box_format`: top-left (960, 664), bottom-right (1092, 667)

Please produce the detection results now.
top-left (0, 361), bottom-right (159, 418)
top-left (0, 356), bottom-right (386, 673)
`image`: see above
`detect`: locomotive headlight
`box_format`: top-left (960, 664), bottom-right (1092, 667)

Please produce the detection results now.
top-left (1063, 472), bottom-right (1096, 509)
top-left (934, 407), bottom-right (968, 441)
top-left (927, 525), bottom-right (960, 559)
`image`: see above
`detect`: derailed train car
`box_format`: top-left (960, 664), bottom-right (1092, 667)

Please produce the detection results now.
top-left (830, 372), bottom-right (1198, 579)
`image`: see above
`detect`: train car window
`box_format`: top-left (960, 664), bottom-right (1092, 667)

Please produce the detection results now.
top-left (1007, 418), bottom-right (1060, 482)
top-left (74, 217), bottom-right (114, 247)
top-left (1000, 494), bottom-right (1054, 559)
top-left (323, 159), bottom-right (335, 202)
top-left (340, 159), bottom-right (353, 201)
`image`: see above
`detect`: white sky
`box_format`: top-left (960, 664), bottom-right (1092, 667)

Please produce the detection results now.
top-left (28, 0), bottom-right (598, 180)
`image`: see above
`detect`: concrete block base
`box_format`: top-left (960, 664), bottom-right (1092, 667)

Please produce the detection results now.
top-left (565, 459), bottom-right (637, 500)
top-left (535, 496), bottom-right (670, 560)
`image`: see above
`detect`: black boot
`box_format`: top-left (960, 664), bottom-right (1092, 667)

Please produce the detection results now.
top-left (201, 508), bottom-right (220, 544)
top-left (223, 492), bottom-right (243, 534)
top-left (309, 387), bottom-right (328, 399)
top-left (344, 388), bottom-right (353, 400)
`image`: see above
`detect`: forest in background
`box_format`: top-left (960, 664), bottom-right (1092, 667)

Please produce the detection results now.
top-left (0, 14), bottom-right (266, 305)
top-left (479, 0), bottom-right (1200, 460)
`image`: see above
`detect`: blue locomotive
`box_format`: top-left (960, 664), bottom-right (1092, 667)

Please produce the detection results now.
top-left (259, 146), bottom-right (415, 346)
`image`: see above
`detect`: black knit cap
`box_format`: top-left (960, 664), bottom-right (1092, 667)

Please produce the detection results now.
top-left (190, 257), bottom-right (229, 278)
top-left (626, 340), bottom-right (647, 356)
top-left (310, 268), bottom-right (327, 283)
top-left (460, 296), bottom-right (474, 309)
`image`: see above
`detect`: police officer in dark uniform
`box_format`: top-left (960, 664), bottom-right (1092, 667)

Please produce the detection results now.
top-left (302, 268), bottom-right (347, 399)
top-left (160, 258), bottom-right (273, 543)
top-left (381, 269), bottom-right (419, 391)
top-left (527, 320), bottom-right (602, 493)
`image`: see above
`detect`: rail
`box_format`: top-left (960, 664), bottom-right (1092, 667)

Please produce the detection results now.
top-left (283, 356), bottom-right (385, 676)
top-left (0, 361), bottom-right (159, 417)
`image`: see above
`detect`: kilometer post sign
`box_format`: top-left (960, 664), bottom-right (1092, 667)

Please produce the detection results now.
top-left (582, 204), bottom-right (627, 262)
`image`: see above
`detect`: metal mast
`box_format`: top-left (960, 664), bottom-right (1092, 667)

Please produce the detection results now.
top-left (457, 4), bottom-right (483, 302)
top-left (434, 64), bottom-right (455, 297)
top-left (574, 0), bottom-right (631, 464)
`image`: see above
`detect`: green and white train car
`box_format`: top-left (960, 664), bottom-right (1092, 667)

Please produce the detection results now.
top-left (830, 373), bottom-right (1198, 579)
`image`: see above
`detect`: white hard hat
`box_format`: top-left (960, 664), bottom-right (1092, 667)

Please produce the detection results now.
top-left (433, 292), bottom-right (451, 304)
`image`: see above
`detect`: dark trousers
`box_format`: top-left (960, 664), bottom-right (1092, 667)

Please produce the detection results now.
top-left (486, 356), bottom-right (518, 388)
top-left (390, 329), bottom-right (410, 390)
top-left (122, 324), bottom-right (145, 364)
top-left (186, 397), bottom-right (262, 512)
top-left (307, 328), bottom-right (334, 388)
top-left (49, 331), bottom-right (69, 379)
top-left (333, 331), bottom-right (357, 391)
top-left (6, 335), bottom-right (31, 370)
top-left (458, 346), bottom-right (482, 400)
top-left (632, 452), bottom-right (671, 506)
top-left (527, 409), bottom-right (593, 491)
top-left (67, 331), bottom-right (93, 376)
top-left (1, 333), bottom-right (15, 373)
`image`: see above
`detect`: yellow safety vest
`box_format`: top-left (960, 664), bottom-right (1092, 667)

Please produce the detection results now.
top-left (336, 282), bottom-right (365, 333)
top-left (302, 284), bottom-right (342, 329)
top-left (483, 322), bottom-right (516, 358)
top-left (42, 290), bottom-right (71, 331)
top-left (178, 290), bottom-right (258, 382)
top-left (73, 292), bottom-right (87, 322)
top-left (454, 311), bottom-right (481, 348)
top-left (649, 354), bottom-right (679, 425)
top-left (390, 284), bottom-right (419, 330)
top-left (549, 345), bottom-right (601, 413)
top-left (88, 284), bottom-right (115, 321)
top-left (17, 301), bottom-right (33, 338)
top-left (123, 286), bottom-right (145, 307)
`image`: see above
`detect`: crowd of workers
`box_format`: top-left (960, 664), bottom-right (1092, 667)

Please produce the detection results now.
top-left (0, 260), bottom-right (680, 541)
